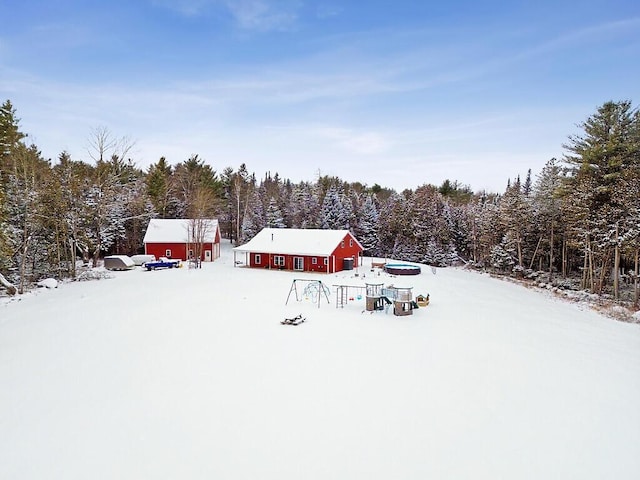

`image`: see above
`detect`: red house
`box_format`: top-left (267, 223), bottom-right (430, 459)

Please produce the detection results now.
top-left (232, 228), bottom-right (364, 273)
top-left (143, 219), bottom-right (221, 262)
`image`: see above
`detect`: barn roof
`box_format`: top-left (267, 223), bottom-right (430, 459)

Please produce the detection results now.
top-left (143, 219), bottom-right (219, 243)
top-left (233, 228), bottom-right (363, 256)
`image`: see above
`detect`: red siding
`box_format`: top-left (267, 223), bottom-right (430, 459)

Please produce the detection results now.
top-left (145, 241), bottom-right (218, 261)
top-left (248, 253), bottom-right (331, 272)
top-left (244, 232), bottom-right (363, 274)
top-left (330, 232), bottom-right (363, 270)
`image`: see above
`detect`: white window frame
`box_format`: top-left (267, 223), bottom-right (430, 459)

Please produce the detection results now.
top-left (274, 255), bottom-right (285, 266)
top-left (312, 257), bottom-right (317, 264)
top-left (349, 239), bottom-right (353, 247)
top-left (341, 240), bottom-right (345, 248)
top-left (165, 249), bottom-right (172, 257)
top-left (255, 254), bottom-right (261, 264)
top-left (324, 257), bottom-right (328, 265)
top-left (294, 257), bottom-right (304, 271)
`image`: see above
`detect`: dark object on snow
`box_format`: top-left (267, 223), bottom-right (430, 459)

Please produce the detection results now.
top-left (281, 314), bottom-right (306, 326)
top-left (384, 263), bottom-right (421, 275)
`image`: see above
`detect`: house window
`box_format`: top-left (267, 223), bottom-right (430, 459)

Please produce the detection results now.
top-left (341, 240), bottom-right (345, 248)
top-left (274, 255), bottom-right (285, 266)
top-left (188, 249), bottom-right (194, 259)
top-left (255, 254), bottom-right (261, 264)
top-left (312, 257), bottom-right (317, 264)
top-left (349, 239), bottom-right (353, 247)
top-left (294, 257), bottom-right (304, 271)
top-left (324, 258), bottom-right (328, 265)
top-left (165, 249), bottom-right (172, 258)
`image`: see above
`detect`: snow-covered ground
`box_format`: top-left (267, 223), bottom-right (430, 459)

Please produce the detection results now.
top-left (1, 241), bottom-right (639, 479)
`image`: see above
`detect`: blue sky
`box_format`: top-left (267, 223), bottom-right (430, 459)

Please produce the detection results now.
top-left (1, 0), bottom-right (639, 192)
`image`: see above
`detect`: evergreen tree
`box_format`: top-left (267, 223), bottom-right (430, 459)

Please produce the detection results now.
top-left (498, 177), bottom-right (531, 268)
top-left (0, 180), bottom-right (8, 271)
top-left (490, 233), bottom-right (518, 272)
top-left (240, 189), bottom-right (265, 242)
top-left (4, 143), bottom-right (51, 291)
top-left (532, 158), bottom-right (564, 278)
top-left (562, 100), bottom-right (640, 293)
top-left (319, 185), bottom-right (350, 229)
top-left (145, 157), bottom-right (176, 218)
top-left (173, 155), bottom-right (223, 218)
top-left (265, 196), bottom-right (286, 228)
top-left (353, 193), bottom-right (379, 255)
top-left (0, 100), bottom-right (26, 173)
top-left (469, 192), bottom-right (502, 267)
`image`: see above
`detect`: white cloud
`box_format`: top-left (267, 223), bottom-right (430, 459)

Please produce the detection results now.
top-left (312, 127), bottom-right (391, 155)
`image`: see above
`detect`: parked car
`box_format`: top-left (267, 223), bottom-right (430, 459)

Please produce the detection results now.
top-left (144, 257), bottom-right (181, 271)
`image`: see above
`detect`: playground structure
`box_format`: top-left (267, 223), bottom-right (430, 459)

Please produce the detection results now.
top-left (331, 282), bottom-right (420, 316)
top-left (387, 285), bottom-right (418, 316)
top-left (285, 276), bottom-right (428, 316)
top-left (333, 284), bottom-right (367, 309)
top-left (285, 279), bottom-right (331, 308)
top-left (416, 294), bottom-right (430, 307)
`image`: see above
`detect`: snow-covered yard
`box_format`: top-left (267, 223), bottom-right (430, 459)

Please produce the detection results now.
top-left (1, 241), bottom-right (639, 479)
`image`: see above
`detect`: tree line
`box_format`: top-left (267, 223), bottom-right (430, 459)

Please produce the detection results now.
top-left (1, 99), bottom-right (638, 303)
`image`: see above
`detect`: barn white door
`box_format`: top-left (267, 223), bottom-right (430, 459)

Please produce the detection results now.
top-left (205, 250), bottom-right (212, 262)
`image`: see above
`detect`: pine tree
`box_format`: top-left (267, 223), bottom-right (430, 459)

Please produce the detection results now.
top-left (498, 177), bottom-right (531, 268)
top-left (490, 233), bottom-right (518, 272)
top-left (532, 158), bottom-right (564, 279)
top-left (0, 180), bottom-right (8, 271)
top-left (562, 100), bottom-right (640, 294)
top-left (240, 189), bottom-right (265, 242)
top-left (0, 100), bottom-right (26, 173)
top-left (265, 196), bottom-right (286, 228)
top-left (319, 185), bottom-right (350, 229)
top-left (146, 157), bottom-right (176, 218)
top-left (354, 193), bottom-right (379, 255)
top-left (4, 143), bottom-right (51, 291)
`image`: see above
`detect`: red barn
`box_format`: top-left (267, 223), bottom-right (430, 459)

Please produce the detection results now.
top-left (143, 218), bottom-right (221, 262)
top-left (232, 228), bottom-right (364, 273)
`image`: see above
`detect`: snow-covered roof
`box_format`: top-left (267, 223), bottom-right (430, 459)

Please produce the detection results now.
top-left (233, 228), bottom-right (363, 256)
top-left (143, 219), bottom-right (219, 243)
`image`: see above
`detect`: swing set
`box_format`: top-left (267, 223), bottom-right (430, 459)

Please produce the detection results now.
top-left (285, 279), bottom-right (331, 308)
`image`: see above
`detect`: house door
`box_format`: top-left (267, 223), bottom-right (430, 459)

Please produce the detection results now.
top-left (294, 257), bottom-right (304, 271)
top-left (205, 250), bottom-right (212, 262)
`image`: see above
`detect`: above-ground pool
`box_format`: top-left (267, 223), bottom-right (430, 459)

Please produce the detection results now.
top-left (384, 263), bottom-right (421, 275)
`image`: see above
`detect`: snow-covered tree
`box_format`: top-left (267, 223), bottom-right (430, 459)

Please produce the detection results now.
top-left (319, 185), bottom-right (350, 230)
top-left (498, 177), bottom-right (531, 268)
top-left (353, 193), bottom-right (379, 255)
top-left (562, 100), bottom-right (640, 294)
top-left (490, 234), bottom-right (518, 272)
top-left (532, 158), bottom-right (564, 279)
top-left (265, 196), bottom-right (286, 228)
top-left (240, 189), bottom-right (265, 242)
